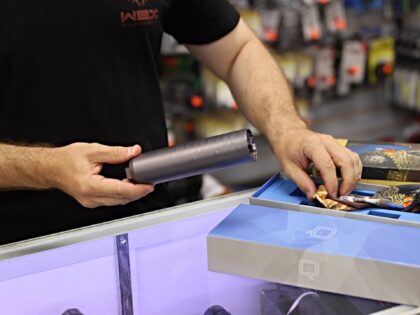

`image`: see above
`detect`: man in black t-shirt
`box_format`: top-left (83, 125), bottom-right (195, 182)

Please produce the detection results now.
top-left (0, 0), bottom-right (362, 244)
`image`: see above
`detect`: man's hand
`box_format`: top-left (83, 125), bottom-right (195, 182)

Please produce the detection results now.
top-left (273, 128), bottom-right (362, 199)
top-left (187, 19), bottom-right (362, 198)
top-left (52, 143), bottom-right (154, 208)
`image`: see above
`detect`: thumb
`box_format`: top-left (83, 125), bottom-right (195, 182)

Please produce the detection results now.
top-left (283, 162), bottom-right (317, 200)
top-left (91, 144), bottom-right (142, 164)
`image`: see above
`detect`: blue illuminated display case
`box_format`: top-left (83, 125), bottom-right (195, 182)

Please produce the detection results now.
top-left (0, 185), bottom-right (419, 314)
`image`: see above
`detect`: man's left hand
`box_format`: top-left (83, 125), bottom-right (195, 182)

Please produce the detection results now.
top-left (272, 128), bottom-right (362, 200)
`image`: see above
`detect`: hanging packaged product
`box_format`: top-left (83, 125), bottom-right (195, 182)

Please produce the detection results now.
top-left (301, 5), bottom-right (323, 42)
top-left (391, 30), bottom-right (420, 110)
top-left (325, 0), bottom-right (348, 34)
top-left (392, 64), bottom-right (417, 109)
top-left (400, 0), bottom-right (420, 13)
top-left (295, 52), bottom-right (315, 90)
top-left (313, 47), bottom-right (336, 92)
top-left (261, 10), bottom-right (281, 43)
top-left (405, 67), bottom-right (419, 109)
top-left (337, 40), bottom-right (367, 95)
top-left (367, 36), bottom-right (395, 84)
top-left (277, 7), bottom-right (302, 51)
top-left (391, 65), bottom-right (405, 107)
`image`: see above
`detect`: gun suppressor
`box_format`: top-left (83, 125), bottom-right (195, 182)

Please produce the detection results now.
top-left (126, 129), bottom-right (257, 184)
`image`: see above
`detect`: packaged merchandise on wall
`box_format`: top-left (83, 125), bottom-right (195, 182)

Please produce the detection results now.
top-left (276, 7), bottom-right (302, 50)
top-left (301, 4), bottom-right (323, 42)
top-left (394, 0), bottom-right (420, 15)
top-left (158, 0), bottom-right (420, 159)
top-left (337, 40), bottom-right (367, 95)
top-left (325, 0), bottom-right (348, 34)
top-left (390, 29), bottom-right (420, 111)
top-left (295, 53), bottom-right (315, 89)
top-left (367, 36), bottom-right (395, 84)
top-left (261, 10), bottom-right (282, 42)
top-left (312, 47), bottom-right (337, 92)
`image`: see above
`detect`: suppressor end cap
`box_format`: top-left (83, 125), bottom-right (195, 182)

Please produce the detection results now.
top-left (246, 129), bottom-right (258, 161)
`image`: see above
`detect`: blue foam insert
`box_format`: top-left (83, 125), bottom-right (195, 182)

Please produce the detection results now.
top-left (252, 175), bottom-right (420, 223)
top-left (210, 204), bottom-right (420, 266)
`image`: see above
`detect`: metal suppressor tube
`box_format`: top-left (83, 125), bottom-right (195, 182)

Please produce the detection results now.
top-left (126, 129), bottom-right (257, 184)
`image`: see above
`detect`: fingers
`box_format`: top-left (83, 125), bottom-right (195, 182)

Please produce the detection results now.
top-left (337, 152), bottom-right (362, 196)
top-left (303, 140), bottom-right (339, 198)
top-left (82, 197), bottom-right (133, 208)
top-left (283, 163), bottom-right (317, 200)
top-left (89, 144), bottom-right (142, 164)
top-left (322, 137), bottom-right (362, 196)
top-left (57, 142), bottom-right (153, 208)
top-left (76, 176), bottom-right (154, 208)
top-left (281, 132), bottom-right (362, 200)
top-left (94, 176), bottom-right (154, 199)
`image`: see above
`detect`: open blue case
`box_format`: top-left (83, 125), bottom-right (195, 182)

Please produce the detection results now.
top-left (250, 174), bottom-right (420, 224)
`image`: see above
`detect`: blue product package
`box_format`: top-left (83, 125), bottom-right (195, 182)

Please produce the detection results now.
top-left (207, 204), bottom-right (420, 305)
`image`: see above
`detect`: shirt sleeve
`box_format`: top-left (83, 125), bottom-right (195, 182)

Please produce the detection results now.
top-left (163, 0), bottom-right (240, 45)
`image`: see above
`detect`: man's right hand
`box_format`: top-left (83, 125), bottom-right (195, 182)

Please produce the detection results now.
top-left (51, 143), bottom-right (154, 208)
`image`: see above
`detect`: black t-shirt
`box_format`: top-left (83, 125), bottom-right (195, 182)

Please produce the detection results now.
top-left (0, 0), bottom-right (240, 244)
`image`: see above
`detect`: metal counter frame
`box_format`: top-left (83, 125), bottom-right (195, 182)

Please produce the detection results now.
top-left (0, 190), bottom-right (253, 261)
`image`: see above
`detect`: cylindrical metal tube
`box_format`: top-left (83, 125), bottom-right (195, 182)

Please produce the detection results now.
top-left (126, 129), bottom-right (257, 184)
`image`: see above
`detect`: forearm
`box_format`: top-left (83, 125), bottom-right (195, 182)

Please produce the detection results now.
top-left (188, 19), bottom-right (362, 197)
top-left (0, 142), bottom-right (154, 208)
top-left (0, 143), bottom-right (58, 190)
top-left (225, 37), bottom-right (307, 142)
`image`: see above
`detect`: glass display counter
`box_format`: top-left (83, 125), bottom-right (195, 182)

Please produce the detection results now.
top-left (0, 190), bottom-right (418, 315)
